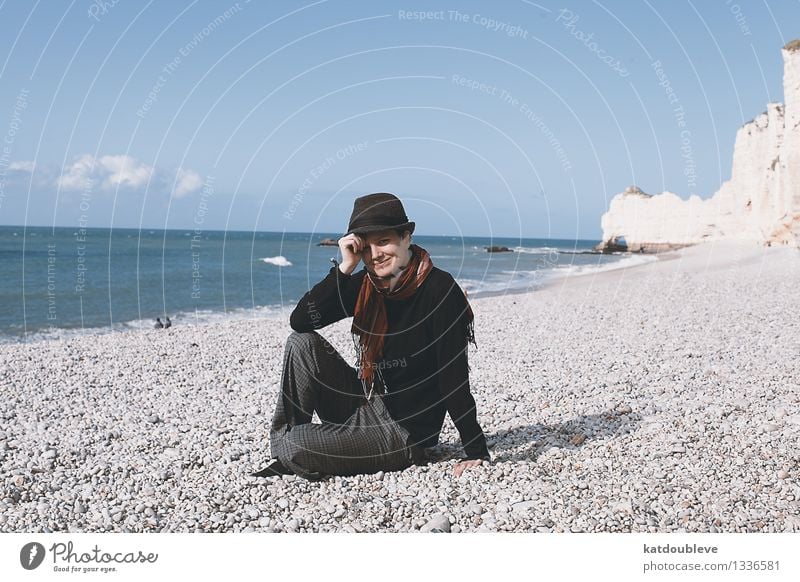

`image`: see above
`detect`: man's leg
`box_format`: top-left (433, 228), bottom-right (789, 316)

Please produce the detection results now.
top-left (269, 331), bottom-right (412, 480)
top-left (270, 331), bottom-right (363, 435)
top-left (278, 395), bottom-right (413, 479)
top-left (270, 331), bottom-right (363, 449)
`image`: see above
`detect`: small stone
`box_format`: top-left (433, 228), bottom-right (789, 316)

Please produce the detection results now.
top-left (147, 415), bottom-right (160, 424)
top-left (12, 475), bottom-right (24, 487)
top-left (286, 519), bottom-right (300, 532)
top-left (42, 449), bottom-right (57, 459)
top-left (333, 508), bottom-right (345, 518)
top-left (258, 517), bottom-right (271, 528)
top-left (654, 471), bottom-right (667, 479)
top-left (761, 423), bottom-right (779, 433)
top-left (451, 525), bottom-right (461, 533)
top-left (611, 501), bottom-right (633, 514)
top-left (617, 405), bottom-right (632, 415)
top-left (570, 433), bottom-right (586, 445)
top-left (511, 500), bottom-right (536, 513)
top-left (777, 469), bottom-right (789, 480)
top-left (420, 514), bottom-right (450, 533)
top-left (74, 502), bottom-right (87, 514)
top-left (670, 445), bottom-right (686, 454)
top-left (467, 503), bottom-right (483, 515)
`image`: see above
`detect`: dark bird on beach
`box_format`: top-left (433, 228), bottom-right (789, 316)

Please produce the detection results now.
top-left (164, 316), bottom-right (172, 329)
top-left (154, 318), bottom-right (164, 329)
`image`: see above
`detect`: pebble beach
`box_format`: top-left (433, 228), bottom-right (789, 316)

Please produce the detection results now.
top-left (1, 241), bottom-right (798, 533)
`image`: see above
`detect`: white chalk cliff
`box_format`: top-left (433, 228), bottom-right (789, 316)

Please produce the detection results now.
top-left (600, 41), bottom-right (800, 251)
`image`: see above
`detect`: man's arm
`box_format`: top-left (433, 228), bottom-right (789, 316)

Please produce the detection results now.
top-left (431, 280), bottom-right (491, 463)
top-left (289, 265), bottom-right (363, 331)
top-left (289, 234), bottom-right (366, 331)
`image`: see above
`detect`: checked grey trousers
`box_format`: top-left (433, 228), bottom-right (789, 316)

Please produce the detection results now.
top-left (269, 331), bottom-right (416, 480)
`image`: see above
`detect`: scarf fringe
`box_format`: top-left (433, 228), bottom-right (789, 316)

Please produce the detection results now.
top-left (466, 317), bottom-right (476, 348)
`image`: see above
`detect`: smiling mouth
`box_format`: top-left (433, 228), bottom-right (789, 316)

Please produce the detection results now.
top-left (374, 258), bottom-right (390, 267)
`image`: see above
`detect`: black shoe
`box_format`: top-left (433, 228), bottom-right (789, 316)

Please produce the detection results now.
top-left (408, 444), bottom-right (429, 466)
top-left (251, 459), bottom-right (293, 478)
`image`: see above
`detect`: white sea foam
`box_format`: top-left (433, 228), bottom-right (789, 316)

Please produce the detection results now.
top-left (554, 253), bottom-right (658, 276)
top-left (512, 246), bottom-right (561, 254)
top-left (0, 304), bottom-right (291, 345)
top-left (458, 271), bottom-right (548, 296)
top-left (458, 253), bottom-right (658, 296)
top-left (260, 255), bottom-right (292, 267)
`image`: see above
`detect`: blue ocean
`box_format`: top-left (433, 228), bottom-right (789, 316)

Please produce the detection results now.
top-left (0, 226), bottom-right (650, 342)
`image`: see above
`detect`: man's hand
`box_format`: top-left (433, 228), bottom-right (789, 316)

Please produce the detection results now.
top-left (453, 459), bottom-right (485, 477)
top-left (337, 233), bottom-right (364, 275)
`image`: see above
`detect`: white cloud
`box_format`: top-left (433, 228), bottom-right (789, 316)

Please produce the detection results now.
top-left (173, 168), bottom-right (203, 198)
top-left (97, 155), bottom-right (152, 190)
top-left (9, 160), bottom-right (35, 172)
top-left (57, 154), bottom-right (102, 191)
top-left (55, 154), bottom-right (199, 197)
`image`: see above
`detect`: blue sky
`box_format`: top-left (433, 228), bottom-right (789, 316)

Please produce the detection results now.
top-left (0, 0), bottom-right (797, 239)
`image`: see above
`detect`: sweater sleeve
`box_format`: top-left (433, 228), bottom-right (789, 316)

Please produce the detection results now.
top-left (430, 280), bottom-right (490, 461)
top-left (289, 266), bottom-right (363, 331)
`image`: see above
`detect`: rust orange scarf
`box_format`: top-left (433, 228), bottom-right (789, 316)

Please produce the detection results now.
top-left (352, 244), bottom-right (431, 388)
top-left (352, 244), bottom-right (474, 388)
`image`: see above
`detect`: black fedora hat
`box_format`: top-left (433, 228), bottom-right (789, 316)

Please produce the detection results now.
top-left (346, 192), bottom-right (415, 235)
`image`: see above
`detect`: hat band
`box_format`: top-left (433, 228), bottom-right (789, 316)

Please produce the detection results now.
top-left (348, 214), bottom-right (409, 230)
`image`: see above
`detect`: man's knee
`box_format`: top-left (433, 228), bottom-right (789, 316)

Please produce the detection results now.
top-left (286, 330), bottom-right (323, 350)
top-left (285, 330), bottom-right (340, 362)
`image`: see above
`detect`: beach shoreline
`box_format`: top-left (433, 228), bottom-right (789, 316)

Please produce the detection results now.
top-left (1, 241), bottom-right (798, 533)
top-left (0, 245), bottom-right (644, 345)
top-left (0, 246), bottom-right (663, 347)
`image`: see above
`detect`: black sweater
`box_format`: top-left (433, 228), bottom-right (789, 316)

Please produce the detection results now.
top-left (289, 264), bottom-right (490, 460)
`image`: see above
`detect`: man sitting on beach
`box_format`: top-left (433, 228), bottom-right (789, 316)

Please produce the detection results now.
top-left (258, 192), bottom-right (490, 480)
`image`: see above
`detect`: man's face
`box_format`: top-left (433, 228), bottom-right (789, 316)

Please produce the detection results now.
top-left (362, 229), bottom-right (411, 278)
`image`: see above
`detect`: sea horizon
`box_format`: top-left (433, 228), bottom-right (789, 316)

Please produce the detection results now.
top-left (0, 223), bottom-right (600, 241)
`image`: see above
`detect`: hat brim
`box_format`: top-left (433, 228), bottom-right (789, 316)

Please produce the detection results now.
top-left (347, 221), bottom-right (415, 236)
